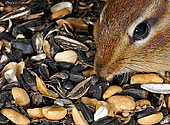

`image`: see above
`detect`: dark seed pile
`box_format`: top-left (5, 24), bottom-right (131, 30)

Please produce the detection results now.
top-left (0, 0), bottom-right (170, 125)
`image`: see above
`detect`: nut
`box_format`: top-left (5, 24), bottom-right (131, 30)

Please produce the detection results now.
top-left (103, 85), bottom-right (122, 100)
top-left (1, 108), bottom-right (30, 125)
top-left (27, 108), bottom-right (44, 119)
top-left (42, 106), bottom-right (67, 120)
top-left (137, 112), bottom-right (163, 124)
top-left (130, 74), bottom-right (163, 84)
top-left (107, 95), bottom-right (136, 112)
top-left (12, 87), bottom-right (30, 108)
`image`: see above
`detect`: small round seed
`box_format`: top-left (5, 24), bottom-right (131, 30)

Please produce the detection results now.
top-left (54, 50), bottom-right (78, 64)
top-left (130, 74), bottom-right (163, 84)
top-left (137, 112), bottom-right (163, 124)
top-left (72, 106), bottom-right (88, 125)
top-left (136, 99), bottom-right (151, 107)
top-left (81, 97), bottom-right (98, 108)
top-left (27, 108), bottom-right (44, 119)
top-left (103, 85), bottom-right (122, 100)
top-left (1, 108), bottom-right (30, 125)
top-left (42, 106), bottom-right (67, 120)
top-left (12, 87), bottom-right (30, 108)
top-left (107, 95), bottom-right (136, 112)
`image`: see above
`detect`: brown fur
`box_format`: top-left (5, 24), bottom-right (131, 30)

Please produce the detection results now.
top-left (94, 0), bottom-right (170, 77)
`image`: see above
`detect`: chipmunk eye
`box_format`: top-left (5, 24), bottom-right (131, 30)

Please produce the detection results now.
top-left (133, 22), bottom-right (150, 41)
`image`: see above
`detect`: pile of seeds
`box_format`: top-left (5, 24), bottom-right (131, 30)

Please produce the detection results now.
top-left (1, 0), bottom-right (170, 124)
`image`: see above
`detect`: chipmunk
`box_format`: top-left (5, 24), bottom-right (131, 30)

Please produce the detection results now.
top-left (94, 0), bottom-right (170, 78)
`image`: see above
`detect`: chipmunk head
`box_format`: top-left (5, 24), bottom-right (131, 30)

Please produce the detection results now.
top-left (94, 0), bottom-right (170, 78)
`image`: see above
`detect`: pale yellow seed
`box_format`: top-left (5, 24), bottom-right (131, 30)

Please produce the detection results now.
top-left (103, 85), bottom-right (123, 100)
top-left (1, 108), bottom-right (30, 125)
top-left (27, 108), bottom-right (44, 119)
top-left (130, 74), bottom-right (163, 84)
top-left (12, 87), bottom-right (30, 108)
top-left (136, 99), bottom-right (151, 107)
top-left (137, 112), bottom-right (163, 124)
top-left (107, 95), bottom-right (136, 113)
top-left (72, 106), bottom-right (88, 125)
top-left (42, 106), bottom-right (67, 120)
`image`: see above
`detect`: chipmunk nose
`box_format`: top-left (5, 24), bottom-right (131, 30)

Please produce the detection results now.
top-left (94, 62), bottom-right (109, 78)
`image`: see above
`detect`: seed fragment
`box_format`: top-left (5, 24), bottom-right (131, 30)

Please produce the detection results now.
top-left (27, 108), bottom-right (44, 119)
top-left (103, 85), bottom-right (122, 100)
top-left (54, 50), bottom-right (78, 64)
top-left (107, 95), bottom-right (136, 112)
top-left (1, 108), bottom-right (30, 125)
top-left (54, 35), bottom-right (89, 51)
top-left (0, 7), bottom-right (31, 21)
top-left (12, 87), bottom-right (30, 108)
top-left (94, 106), bottom-right (108, 121)
top-left (130, 74), bottom-right (163, 84)
top-left (81, 97), bottom-right (98, 108)
top-left (66, 18), bottom-right (88, 30)
top-left (168, 96), bottom-right (170, 110)
top-left (4, 68), bottom-right (18, 83)
top-left (42, 106), bottom-right (67, 120)
top-left (67, 76), bottom-right (93, 99)
top-left (1, 62), bottom-right (17, 76)
top-left (0, 26), bottom-right (5, 33)
top-left (137, 112), bottom-right (163, 124)
top-left (72, 106), bottom-right (88, 125)
top-left (43, 40), bottom-right (51, 59)
top-left (96, 101), bottom-right (114, 117)
top-left (136, 99), bottom-right (151, 107)
top-left (31, 53), bottom-right (46, 61)
top-left (16, 61), bottom-right (25, 77)
top-left (36, 76), bottom-right (59, 98)
top-left (141, 84), bottom-right (170, 94)
top-left (51, 8), bottom-right (71, 20)
top-left (50, 2), bottom-right (73, 13)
